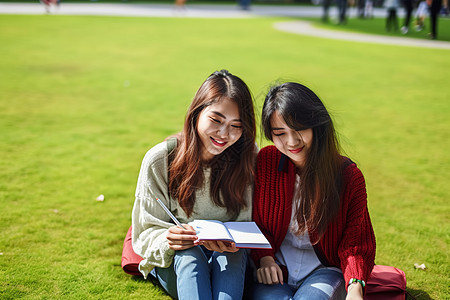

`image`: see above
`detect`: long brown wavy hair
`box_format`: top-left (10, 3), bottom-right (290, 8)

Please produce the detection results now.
top-left (262, 82), bottom-right (343, 239)
top-left (169, 70), bottom-right (256, 218)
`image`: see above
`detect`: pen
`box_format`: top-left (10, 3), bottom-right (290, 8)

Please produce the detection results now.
top-left (156, 198), bottom-right (187, 230)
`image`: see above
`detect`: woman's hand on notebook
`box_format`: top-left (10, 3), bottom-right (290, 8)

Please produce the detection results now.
top-left (166, 224), bottom-right (198, 250)
top-left (200, 240), bottom-right (239, 253)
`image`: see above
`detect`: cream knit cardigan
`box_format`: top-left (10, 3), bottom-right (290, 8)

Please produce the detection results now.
top-left (131, 140), bottom-right (253, 278)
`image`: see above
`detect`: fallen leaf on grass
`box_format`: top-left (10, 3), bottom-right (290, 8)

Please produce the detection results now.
top-left (96, 194), bottom-right (105, 202)
top-left (414, 263), bottom-right (426, 270)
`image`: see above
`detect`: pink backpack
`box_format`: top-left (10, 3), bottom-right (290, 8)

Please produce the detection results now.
top-left (365, 265), bottom-right (415, 300)
top-left (121, 226), bottom-right (143, 276)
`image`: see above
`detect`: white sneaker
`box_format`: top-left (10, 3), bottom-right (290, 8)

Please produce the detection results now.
top-left (401, 26), bottom-right (408, 34)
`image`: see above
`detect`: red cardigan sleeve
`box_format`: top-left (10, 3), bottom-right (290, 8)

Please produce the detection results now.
top-left (337, 164), bottom-right (376, 286)
top-left (251, 147), bottom-right (278, 265)
top-left (250, 146), bottom-right (295, 267)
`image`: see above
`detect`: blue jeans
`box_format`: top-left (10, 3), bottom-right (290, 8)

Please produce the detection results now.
top-left (251, 267), bottom-right (346, 300)
top-left (152, 246), bottom-right (248, 300)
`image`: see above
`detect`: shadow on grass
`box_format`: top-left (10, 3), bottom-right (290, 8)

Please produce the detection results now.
top-left (130, 275), bottom-right (432, 299)
top-left (407, 287), bottom-right (432, 299)
top-left (131, 274), bottom-right (169, 292)
top-left (131, 275), bottom-right (146, 283)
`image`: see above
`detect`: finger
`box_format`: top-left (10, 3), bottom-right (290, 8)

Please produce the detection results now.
top-left (168, 225), bottom-right (196, 235)
top-left (257, 268), bottom-right (267, 284)
top-left (207, 241), bottom-right (222, 252)
top-left (270, 266), bottom-right (280, 285)
top-left (276, 265), bottom-right (284, 285)
top-left (183, 224), bottom-right (197, 233)
top-left (216, 240), bottom-right (238, 253)
top-left (166, 234), bottom-right (197, 245)
top-left (168, 238), bottom-right (195, 246)
top-left (169, 243), bottom-right (194, 251)
top-left (168, 238), bottom-right (196, 250)
top-left (227, 243), bottom-right (239, 253)
top-left (263, 267), bottom-right (273, 285)
top-left (167, 232), bottom-right (197, 241)
top-left (256, 268), bottom-right (263, 283)
top-left (216, 240), bottom-right (230, 253)
top-left (259, 268), bottom-right (270, 285)
top-left (168, 239), bottom-right (191, 248)
top-left (201, 241), bottom-right (214, 251)
top-left (201, 241), bottom-right (220, 252)
top-left (264, 268), bottom-right (273, 284)
top-left (167, 225), bottom-right (183, 234)
top-left (166, 227), bottom-right (198, 243)
top-left (219, 241), bottom-right (235, 252)
top-left (169, 243), bottom-right (194, 250)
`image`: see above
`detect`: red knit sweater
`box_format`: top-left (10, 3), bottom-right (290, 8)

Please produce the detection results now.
top-left (251, 146), bottom-right (376, 288)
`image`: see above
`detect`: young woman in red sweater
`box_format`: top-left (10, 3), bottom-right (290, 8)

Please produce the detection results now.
top-left (251, 82), bottom-right (376, 300)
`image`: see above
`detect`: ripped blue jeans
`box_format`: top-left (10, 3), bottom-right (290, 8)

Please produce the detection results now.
top-left (152, 246), bottom-right (248, 300)
top-left (251, 267), bottom-right (346, 300)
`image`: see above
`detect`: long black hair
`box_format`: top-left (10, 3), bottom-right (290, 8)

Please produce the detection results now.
top-left (262, 82), bottom-right (343, 239)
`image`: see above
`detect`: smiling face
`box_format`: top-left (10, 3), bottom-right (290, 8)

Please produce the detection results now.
top-left (197, 98), bottom-right (243, 162)
top-left (270, 111), bottom-right (313, 169)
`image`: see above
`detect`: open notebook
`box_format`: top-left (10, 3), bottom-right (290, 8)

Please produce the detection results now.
top-left (188, 220), bottom-right (272, 249)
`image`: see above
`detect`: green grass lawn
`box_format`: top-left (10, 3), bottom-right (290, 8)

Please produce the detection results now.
top-left (0, 14), bottom-right (449, 299)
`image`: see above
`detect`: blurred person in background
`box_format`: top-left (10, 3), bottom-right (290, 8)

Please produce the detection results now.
top-left (384, 0), bottom-right (400, 31)
top-left (364, 0), bottom-right (374, 17)
top-left (357, 0), bottom-right (366, 18)
top-left (414, 0), bottom-right (429, 31)
top-left (429, 0), bottom-right (444, 39)
top-left (401, 0), bottom-right (415, 34)
top-left (40, 0), bottom-right (59, 13)
top-left (322, 0), bottom-right (333, 22)
top-left (174, 0), bottom-right (187, 14)
top-left (239, 0), bottom-right (252, 10)
top-left (336, 0), bottom-right (349, 24)
top-left (440, 0), bottom-right (449, 15)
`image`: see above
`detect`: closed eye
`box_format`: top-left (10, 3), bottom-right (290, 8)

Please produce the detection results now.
top-left (210, 117), bottom-right (221, 124)
top-left (273, 132), bottom-right (284, 136)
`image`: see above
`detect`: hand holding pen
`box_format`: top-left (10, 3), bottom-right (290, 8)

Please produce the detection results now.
top-left (156, 198), bottom-right (198, 250)
top-left (156, 198), bottom-right (238, 253)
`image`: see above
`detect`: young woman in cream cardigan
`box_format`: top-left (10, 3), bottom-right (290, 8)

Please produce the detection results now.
top-left (132, 70), bottom-right (256, 300)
